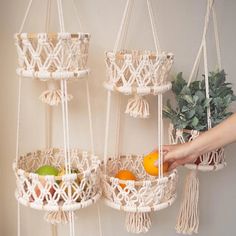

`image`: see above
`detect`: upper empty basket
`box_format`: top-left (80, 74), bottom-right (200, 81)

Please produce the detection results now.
top-left (15, 0), bottom-right (90, 81)
top-left (104, 0), bottom-right (174, 118)
top-left (15, 32), bottom-right (90, 80)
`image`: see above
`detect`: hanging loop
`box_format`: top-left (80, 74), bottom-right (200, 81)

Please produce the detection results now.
top-left (114, 0), bottom-right (161, 53)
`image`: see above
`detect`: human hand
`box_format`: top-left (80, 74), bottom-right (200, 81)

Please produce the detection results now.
top-left (154, 143), bottom-right (199, 171)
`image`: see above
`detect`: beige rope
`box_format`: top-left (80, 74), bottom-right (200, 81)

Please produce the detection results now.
top-left (176, 170), bottom-right (199, 234)
top-left (126, 212), bottom-right (151, 234)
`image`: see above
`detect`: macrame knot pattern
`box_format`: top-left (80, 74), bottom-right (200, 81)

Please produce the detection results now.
top-left (169, 125), bottom-right (226, 171)
top-left (15, 33), bottom-right (90, 80)
top-left (104, 50), bottom-right (173, 118)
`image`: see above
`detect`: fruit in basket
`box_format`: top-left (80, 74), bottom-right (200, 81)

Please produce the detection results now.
top-left (143, 151), bottom-right (169, 176)
top-left (115, 170), bottom-right (136, 188)
top-left (34, 165), bottom-right (59, 198)
top-left (36, 165), bottom-right (59, 176)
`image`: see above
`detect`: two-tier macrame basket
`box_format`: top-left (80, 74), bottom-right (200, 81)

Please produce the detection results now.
top-left (102, 0), bottom-right (177, 233)
top-left (13, 1), bottom-right (101, 236)
top-left (169, 0), bottom-right (226, 234)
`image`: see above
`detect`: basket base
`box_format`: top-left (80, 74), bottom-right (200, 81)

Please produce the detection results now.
top-left (184, 162), bottom-right (226, 172)
top-left (103, 194), bottom-right (177, 213)
top-left (15, 190), bottom-right (102, 212)
top-left (16, 68), bottom-right (90, 81)
top-left (103, 81), bottom-right (172, 95)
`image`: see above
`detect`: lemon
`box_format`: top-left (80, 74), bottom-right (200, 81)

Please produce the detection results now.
top-left (35, 165), bottom-right (59, 176)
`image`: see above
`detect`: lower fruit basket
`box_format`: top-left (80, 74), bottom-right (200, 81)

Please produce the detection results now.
top-left (13, 148), bottom-right (101, 212)
top-left (101, 154), bottom-right (178, 233)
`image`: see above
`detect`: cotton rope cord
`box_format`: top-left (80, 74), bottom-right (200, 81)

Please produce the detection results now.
top-left (57, 0), bottom-right (65, 33)
top-left (104, 91), bottom-right (112, 170)
top-left (157, 94), bottom-right (164, 178)
top-left (86, 80), bottom-right (95, 154)
top-left (97, 205), bottom-right (103, 236)
top-left (60, 80), bottom-right (69, 174)
top-left (188, 0), bottom-right (220, 86)
top-left (115, 94), bottom-right (122, 158)
top-left (45, 0), bottom-right (52, 32)
top-left (203, 39), bottom-right (212, 129)
top-left (19, 0), bottom-right (33, 33)
top-left (72, 0), bottom-right (84, 32)
top-left (61, 80), bottom-right (75, 236)
top-left (212, 5), bottom-right (222, 70)
top-left (176, 170), bottom-right (199, 234)
top-left (113, 0), bottom-right (133, 53)
top-left (17, 202), bottom-right (21, 236)
top-left (146, 0), bottom-right (161, 54)
top-left (15, 76), bottom-right (22, 236)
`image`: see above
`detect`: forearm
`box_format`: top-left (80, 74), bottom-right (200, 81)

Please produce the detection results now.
top-left (189, 113), bottom-right (236, 156)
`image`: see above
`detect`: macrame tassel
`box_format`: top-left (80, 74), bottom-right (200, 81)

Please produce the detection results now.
top-left (39, 81), bottom-right (73, 106)
top-left (44, 210), bottom-right (70, 224)
top-left (125, 212), bottom-right (151, 234)
top-left (176, 170), bottom-right (199, 235)
top-left (125, 94), bottom-right (149, 118)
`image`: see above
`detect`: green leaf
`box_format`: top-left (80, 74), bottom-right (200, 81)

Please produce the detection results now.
top-left (182, 95), bottom-right (194, 105)
top-left (191, 116), bottom-right (199, 127)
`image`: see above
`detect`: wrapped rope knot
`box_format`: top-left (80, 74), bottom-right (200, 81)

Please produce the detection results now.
top-left (39, 81), bottom-right (73, 106)
top-left (44, 210), bottom-right (70, 224)
top-left (125, 94), bottom-right (149, 118)
top-left (176, 170), bottom-right (199, 235)
top-left (126, 212), bottom-right (151, 234)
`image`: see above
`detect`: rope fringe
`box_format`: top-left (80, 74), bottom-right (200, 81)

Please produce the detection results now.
top-left (39, 89), bottom-right (73, 106)
top-left (176, 170), bottom-right (199, 235)
top-left (45, 210), bottom-right (70, 224)
top-left (125, 95), bottom-right (149, 118)
top-left (126, 212), bottom-right (151, 234)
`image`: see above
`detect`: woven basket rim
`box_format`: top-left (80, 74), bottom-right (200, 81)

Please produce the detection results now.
top-left (101, 155), bottom-right (177, 186)
top-left (106, 50), bottom-right (174, 60)
top-left (15, 32), bottom-right (90, 39)
top-left (13, 148), bottom-right (100, 181)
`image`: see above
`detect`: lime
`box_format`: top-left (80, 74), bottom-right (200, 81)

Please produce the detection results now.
top-left (35, 165), bottom-right (59, 176)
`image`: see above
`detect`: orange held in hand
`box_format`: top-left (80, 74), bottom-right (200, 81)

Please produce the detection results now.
top-left (143, 151), bottom-right (169, 176)
top-left (115, 170), bottom-right (136, 188)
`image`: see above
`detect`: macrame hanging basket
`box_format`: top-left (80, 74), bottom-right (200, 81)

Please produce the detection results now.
top-left (169, 124), bottom-right (226, 171)
top-left (169, 0), bottom-right (226, 234)
top-left (102, 155), bottom-right (178, 233)
top-left (105, 50), bottom-right (173, 118)
top-left (15, 32), bottom-right (90, 81)
top-left (13, 148), bottom-right (101, 214)
top-left (104, 0), bottom-right (174, 119)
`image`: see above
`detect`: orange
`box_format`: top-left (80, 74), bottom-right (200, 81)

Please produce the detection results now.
top-left (115, 170), bottom-right (136, 188)
top-left (143, 151), bottom-right (169, 176)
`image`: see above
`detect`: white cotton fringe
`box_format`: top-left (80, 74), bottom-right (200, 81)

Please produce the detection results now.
top-left (125, 95), bottom-right (149, 118)
top-left (176, 170), bottom-right (199, 235)
top-left (44, 210), bottom-right (70, 224)
top-left (126, 212), bottom-right (151, 234)
top-left (39, 89), bottom-right (73, 106)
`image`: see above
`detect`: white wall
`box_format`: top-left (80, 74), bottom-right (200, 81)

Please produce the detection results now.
top-left (1, 0), bottom-right (236, 235)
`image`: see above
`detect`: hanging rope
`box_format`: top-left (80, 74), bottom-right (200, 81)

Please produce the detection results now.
top-left (19, 0), bottom-right (33, 33)
top-left (176, 0), bottom-right (223, 234)
top-left (86, 80), bottom-right (95, 153)
top-left (72, 0), bottom-right (84, 31)
top-left (146, 0), bottom-right (161, 53)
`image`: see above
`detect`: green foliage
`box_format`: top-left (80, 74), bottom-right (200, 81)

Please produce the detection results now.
top-left (163, 70), bottom-right (236, 131)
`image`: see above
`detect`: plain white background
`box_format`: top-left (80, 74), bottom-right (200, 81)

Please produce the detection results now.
top-left (0, 0), bottom-right (236, 235)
